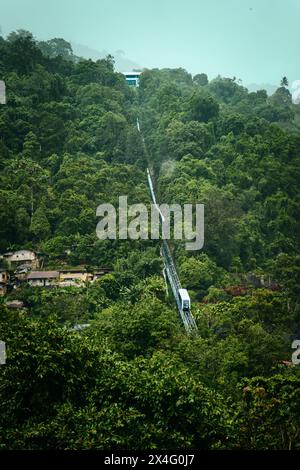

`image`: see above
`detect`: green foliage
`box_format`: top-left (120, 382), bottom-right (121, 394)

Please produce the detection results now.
top-left (193, 73), bottom-right (208, 86)
top-left (187, 90), bottom-right (219, 122)
top-left (30, 201), bottom-right (51, 240)
top-left (1, 30), bottom-right (300, 450)
top-left (237, 372), bottom-right (300, 449)
top-left (179, 253), bottom-right (230, 300)
top-left (38, 38), bottom-right (74, 60)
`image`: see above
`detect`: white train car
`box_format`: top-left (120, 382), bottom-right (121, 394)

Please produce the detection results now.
top-left (178, 288), bottom-right (191, 311)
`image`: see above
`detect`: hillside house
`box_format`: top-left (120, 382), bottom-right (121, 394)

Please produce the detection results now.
top-left (27, 271), bottom-right (59, 287)
top-left (5, 300), bottom-right (25, 309)
top-left (0, 270), bottom-right (9, 296)
top-left (2, 250), bottom-right (39, 269)
top-left (93, 268), bottom-right (112, 280)
top-left (59, 270), bottom-right (93, 287)
top-left (14, 264), bottom-right (32, 282)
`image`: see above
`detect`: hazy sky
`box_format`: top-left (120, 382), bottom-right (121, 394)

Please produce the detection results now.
top-left (1, 0), bottom-right (299, 85)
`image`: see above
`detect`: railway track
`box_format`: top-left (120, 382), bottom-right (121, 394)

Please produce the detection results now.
top-left (137, 118), bottom-right (197, 334)
top-left (146, 166), bottom-right (198, 335)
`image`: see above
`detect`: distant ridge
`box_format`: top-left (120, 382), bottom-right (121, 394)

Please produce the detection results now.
top-left (71, 42), bottom-right (141, 72)
top-left (246, 82), bottom-right (278, 96)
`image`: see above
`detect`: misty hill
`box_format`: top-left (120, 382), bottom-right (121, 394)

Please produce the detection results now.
top-left (72, 42), bottom-right (141, 72)
top-left (247, 82), bottom-right (278, 95)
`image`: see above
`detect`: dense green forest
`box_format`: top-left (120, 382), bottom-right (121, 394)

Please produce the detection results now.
top-left (1, 30), bottom-right (300, 450)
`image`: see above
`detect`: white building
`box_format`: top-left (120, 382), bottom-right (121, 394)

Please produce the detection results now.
top-left (123, 72), bottom-right (141, 87)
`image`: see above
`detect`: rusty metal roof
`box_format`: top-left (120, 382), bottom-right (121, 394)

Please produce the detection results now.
top-left (27, 271), bottom-right (59, 279)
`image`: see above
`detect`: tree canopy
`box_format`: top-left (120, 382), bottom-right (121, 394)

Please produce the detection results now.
top-left (1, 30), bottom-right (300, 450)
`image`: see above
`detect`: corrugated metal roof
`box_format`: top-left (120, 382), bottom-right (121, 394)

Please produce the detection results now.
top-left (27, 271), bottom-right (59, 279)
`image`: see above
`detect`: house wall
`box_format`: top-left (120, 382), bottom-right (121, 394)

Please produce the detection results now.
top-left (29, 279), bottom-right (45, 287)
top-left (0, 272), bottom-right (8, 283)
top-left (59, 272), bottom-right (93, 283)
top-left (4, 251), bottom-right (39, 269)
top-left (0, 285), bottom-right (7, 296)
top-left (29, 279), bottom-right (56, 287)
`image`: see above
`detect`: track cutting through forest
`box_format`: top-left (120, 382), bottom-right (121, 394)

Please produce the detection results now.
top-left (146, 167), bottom-right (198, 335)
top-left (136, 119), bottom-right (198, 335)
